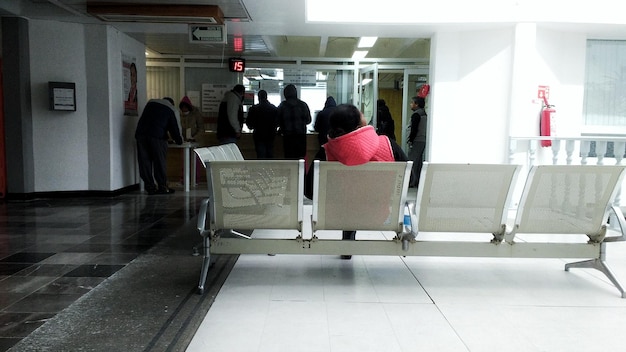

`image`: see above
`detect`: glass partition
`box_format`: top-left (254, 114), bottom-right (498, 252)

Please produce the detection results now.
top-left (242, 67), bottom-right (357, 133)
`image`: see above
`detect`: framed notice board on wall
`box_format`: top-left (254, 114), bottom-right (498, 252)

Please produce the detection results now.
top-left (48, 81), bottom-right (76, 111)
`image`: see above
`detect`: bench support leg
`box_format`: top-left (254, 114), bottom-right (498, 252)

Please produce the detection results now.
top-left (197, 235), bottom-right (211, 295)
top-left (565, 254), bottom-right (626, 298)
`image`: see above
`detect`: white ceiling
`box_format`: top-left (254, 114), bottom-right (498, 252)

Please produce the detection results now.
top-left (5, 1), bottom-right (626, 62)
top-left (1, 0), bottom-right (435, 60)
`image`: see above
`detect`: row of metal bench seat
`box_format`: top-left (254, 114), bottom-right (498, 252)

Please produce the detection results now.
top-left (193, 144), bottom-right (626, 298)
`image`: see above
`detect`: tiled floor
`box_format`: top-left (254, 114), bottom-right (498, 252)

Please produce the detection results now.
top-left (3, 189), bottom-right (626, 351)
top-left (0, 190), bottom-right (206, 351)
top-left (187, 221), bottom-right (626, 352)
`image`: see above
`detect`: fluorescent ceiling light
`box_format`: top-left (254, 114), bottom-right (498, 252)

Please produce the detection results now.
top-left (358, 37), bottom-right (377, 48)
top-left (361, 78), bottom-right (373, 85)
top-left (352, 50), bottom-right (368, 60)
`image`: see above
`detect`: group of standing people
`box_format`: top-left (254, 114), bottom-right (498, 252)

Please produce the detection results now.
top-left (133, 82), bottom-right (428, 262)
top-left (240, 84), bottom-right (312, 160)
top-left (134, 82), bottom-right (428, 199)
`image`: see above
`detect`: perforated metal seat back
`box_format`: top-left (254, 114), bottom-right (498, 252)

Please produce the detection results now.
top-left (312, 161), bottom-right (411, 232)
top-left (514, 165), bottom-right (626, 236)
top-left (195, 144), bottom-right (246, 200)
top-left (416, 164), bottom-right (521, 234)
top-left (194, 143), bottom-right (244, 168)
top-left (209, 160), bottom-right (304, 231)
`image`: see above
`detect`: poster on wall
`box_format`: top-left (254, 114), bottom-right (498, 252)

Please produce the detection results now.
top-left (201, 84), bottom-right (230, 113)
top-left (283, 69), bottom-right (317, 86)
top-left (123, 54), bottom-right (138, 116)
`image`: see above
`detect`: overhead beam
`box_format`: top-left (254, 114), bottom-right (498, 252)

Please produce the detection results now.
top-left (318, 36), bottom-right (328, 57)
top-left (87, 3), bottom-right (224, 24)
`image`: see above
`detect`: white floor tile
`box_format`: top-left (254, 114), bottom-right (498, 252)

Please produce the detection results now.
top-left (188, 231), bottom-right (626, 352)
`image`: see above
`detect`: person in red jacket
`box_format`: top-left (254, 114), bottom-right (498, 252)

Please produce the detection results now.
top-left (306, 103), bottom-right (409, 259)
top-left (324, 104), bottom-right (405, 165)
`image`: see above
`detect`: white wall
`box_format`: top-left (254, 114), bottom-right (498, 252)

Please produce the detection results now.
top-left (28, 19), bottom-right (144, 192)
top-left (107, 27), bottom-right (146, 190)
top-left (29, 20), bottom-right (89, 191)
top-left (429, 28), bottom-right (514, 163)
top-left (532, 28), bottom-right (587, 164)
top-left (535, 28), bottom-right (586, 137)
top-left (85, 24), bottom-right (111, 191)
top-left (428, 25), bottom-right (587, 165)
top-left (85, 25), bottom-right (145, 191)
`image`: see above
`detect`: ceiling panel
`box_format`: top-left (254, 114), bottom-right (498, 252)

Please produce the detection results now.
top-left (7, 0), bottom-right (430, 60)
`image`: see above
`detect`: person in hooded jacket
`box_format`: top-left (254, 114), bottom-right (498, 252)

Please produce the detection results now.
top-left (376, 99), bottom-right (396, 141)
top-left (313, 96), bottom-right (337, 147)
top-left (246, 90), bottom-right (279, 158)
top-left (178, 96), bottom-right (204, 141)
top-left (304, 103), bottom-right (409, 259)
top-left (277, 84), bottom-right (312, 159)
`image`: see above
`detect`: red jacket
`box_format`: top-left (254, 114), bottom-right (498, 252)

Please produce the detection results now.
top-left (323, 125), bottom-right (394, 166)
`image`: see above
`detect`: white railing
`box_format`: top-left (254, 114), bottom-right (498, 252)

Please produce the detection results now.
top-left (508, 136), bottom-right (626, 215)
top-left (509, 136), bottom-right (626, 167)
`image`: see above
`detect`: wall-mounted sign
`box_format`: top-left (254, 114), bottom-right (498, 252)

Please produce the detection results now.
top-left (243, 91), bottom-right (255, 105)
top-left (228, 57), bottom-right (245, 72)
top-left (201, 84), bottom-right (229, 113)
top-left (189, 24), bottom-right (226, 44)
top-left (283, 69), bottom-right (317, 87)
top-left (48, 82), bottom-right (76, 111)
top-left (538, 85), bottom-right (550, 101)
top-left (123, 54), bottom-right (138, 116)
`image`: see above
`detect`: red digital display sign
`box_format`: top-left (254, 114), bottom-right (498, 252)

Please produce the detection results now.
top-left (228, 57), bottom-right (245, 72)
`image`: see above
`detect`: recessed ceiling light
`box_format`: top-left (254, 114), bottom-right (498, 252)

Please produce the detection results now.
top-left (352, 50), bottom-right (368, 60)
top-left (358, 37), bottom-right (377, 48)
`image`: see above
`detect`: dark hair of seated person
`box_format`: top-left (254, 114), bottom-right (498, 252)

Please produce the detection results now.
top-left (327, 104), bottom-right (362, 139)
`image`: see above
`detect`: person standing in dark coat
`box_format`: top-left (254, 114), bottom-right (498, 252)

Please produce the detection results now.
top-left (217, 84), bottom-right (245, 145)
top-left (376, 99), bottom-right (396, 141)
top-left (314, 96), bottom-right (336, 147)
top-left (246, 90), bottom-right (279, 158)
top-left (135, 97), bottom-right (183, 195)
top-left (277, 84), bottom-right (312, 159)
top-left (407, 96), bottom-right (428, 187)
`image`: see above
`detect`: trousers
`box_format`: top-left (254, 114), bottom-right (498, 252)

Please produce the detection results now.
top-left (136, 135), bottom-right (168, 191)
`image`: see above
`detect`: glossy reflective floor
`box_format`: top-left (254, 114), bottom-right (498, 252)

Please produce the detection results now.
top-left (0, 189), bottom-right (232, 352)
top-left (3, 188), bottom-right (626, 351)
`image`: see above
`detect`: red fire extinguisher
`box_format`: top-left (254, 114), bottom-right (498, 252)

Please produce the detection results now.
top-left (540, 95), bottom-right (555, 147)
top-left (417, 84), bottom-right (430, 98)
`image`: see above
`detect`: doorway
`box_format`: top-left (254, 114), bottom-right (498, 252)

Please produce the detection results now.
top-left (357, 66), bottom-right (429, 150)
top-left (358, 63), bottom-right (378, 126)
top-left (401, 69), bottom-right (429, 152)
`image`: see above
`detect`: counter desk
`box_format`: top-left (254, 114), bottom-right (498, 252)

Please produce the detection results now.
top-left (166, 132), bottom-right (321, 189)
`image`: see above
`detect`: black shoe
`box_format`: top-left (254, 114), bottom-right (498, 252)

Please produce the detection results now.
top-left (156, 187), bottom-right (175, 194)
top-left (340, 255), bottom-right (352, 260)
